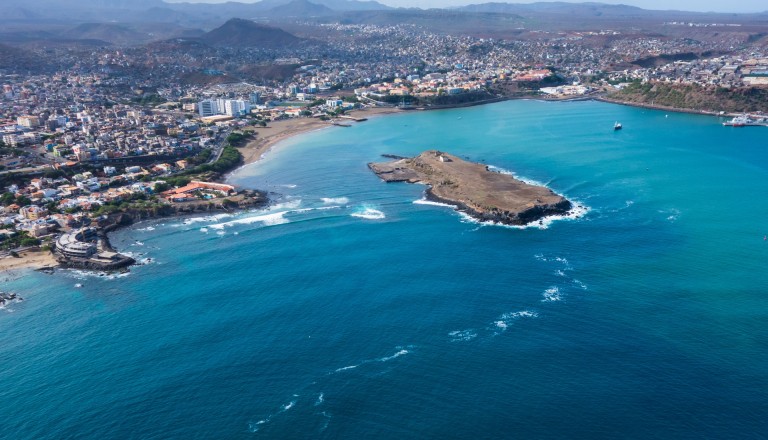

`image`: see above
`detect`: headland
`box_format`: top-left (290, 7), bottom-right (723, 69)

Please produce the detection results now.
top-left (369, 151), bottom-right (571, 226)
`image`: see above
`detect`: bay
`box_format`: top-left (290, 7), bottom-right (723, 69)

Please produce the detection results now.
top-left (2, 100), bottom-right (767, 439)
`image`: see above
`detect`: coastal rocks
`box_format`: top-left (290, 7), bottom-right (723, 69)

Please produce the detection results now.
top-left (369, 150), bottom-right (572, 226)
top-left (0, 291), bottom-right (23, 307)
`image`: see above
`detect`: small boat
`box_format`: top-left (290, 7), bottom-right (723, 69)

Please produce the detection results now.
top-left (614, 122), bottom-right (622, 130)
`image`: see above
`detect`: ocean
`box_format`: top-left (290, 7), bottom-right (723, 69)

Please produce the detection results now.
top-left (2, 100), bottom-right (767, 439)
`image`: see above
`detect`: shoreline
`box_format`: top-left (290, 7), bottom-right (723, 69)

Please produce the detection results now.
top-left (0, 249), bottom-right (59, 276)
top-left (236, 106), bottom-right (404, 166)
top-left (594, 95), bottom-right (735, 118)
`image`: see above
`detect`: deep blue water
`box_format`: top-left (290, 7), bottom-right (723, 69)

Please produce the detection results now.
top-left (2, 100), bottom-right (768, 439)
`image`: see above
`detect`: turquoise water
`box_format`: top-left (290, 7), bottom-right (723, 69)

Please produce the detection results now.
top-left (2, 100), bottom-right (768, 439)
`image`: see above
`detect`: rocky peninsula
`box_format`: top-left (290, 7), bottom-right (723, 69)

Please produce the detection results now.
top-left (369, 151), bottom-right (571, 226)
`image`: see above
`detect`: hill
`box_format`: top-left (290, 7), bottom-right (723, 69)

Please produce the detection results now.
top-left (61, 23), bottom-right (147, 46)
top-left (266, 0), bottom-right (336, 17)
top-left (608, 81), bottom-right (768, 113)
top-left (201, 18), bottom-right (304, 48)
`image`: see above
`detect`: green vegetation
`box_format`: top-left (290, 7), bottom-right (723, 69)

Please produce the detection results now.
top-left (196, 145), bottom-right (242, 174)
top-left (131, 94), bottom-right (167, 106)
top-left (226, 132), bottom-right (251, 147)
top-left (0, 230), bottom-right (40, 250)
top-left (610, 81), bottom-right (768, 113)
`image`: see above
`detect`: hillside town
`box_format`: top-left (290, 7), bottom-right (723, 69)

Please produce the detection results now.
top-left (1, 17), bottom-right (767, 267)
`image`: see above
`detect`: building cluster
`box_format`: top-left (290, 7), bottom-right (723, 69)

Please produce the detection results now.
top-left (0, 18), bottom-right (767, 249)
top-left (605, 56), bottom-right (768, 88)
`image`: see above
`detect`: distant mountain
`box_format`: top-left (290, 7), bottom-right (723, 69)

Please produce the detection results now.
top-left (310, 0), bottom-right (390, 11)
top-left (457, 2), bottom-right (647, 17)
top-left (163, 0), bottom-right (389, 18)
top-left (61, 23), bottom-right (147, 46)
top-left (201, 18), bottom-right (304, 48)
top-left (266, 0), bottom-right (336, 17)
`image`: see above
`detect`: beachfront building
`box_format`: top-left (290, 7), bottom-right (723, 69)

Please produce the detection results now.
top-left (161, 181), bottom-right (236, 202)
top-left (55, 227), bottom-right (98, 259)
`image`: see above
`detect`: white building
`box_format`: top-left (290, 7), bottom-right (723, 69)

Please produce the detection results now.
top-left (198, 100), bottom-right (219, 117)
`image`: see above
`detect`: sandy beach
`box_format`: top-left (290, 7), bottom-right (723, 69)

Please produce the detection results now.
top-left (237, 106), bottom-right (402, 165)
top-left (0, 249), bottom-right (58, 275)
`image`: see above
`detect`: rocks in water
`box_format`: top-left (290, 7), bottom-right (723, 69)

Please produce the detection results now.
top-left (0, 291), bottom-right (23, 307)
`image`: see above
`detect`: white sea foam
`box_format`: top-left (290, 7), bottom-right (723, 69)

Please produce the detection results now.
top-left (573, 279), bottom-right (588, 290)
top-left (319, 411), bottom-right (332, 432)
top-left (279, 184), bottom-right (297, 188)
top-left (247, 397), bottom-right (297, 433)
top-left (542, 286), bottom-right (562, 302)
top-left (136, 226), bottom-right (156, 231)
top-left (136, 257), bottom-right (155, 266)
top-left (64, 269), bottom-right (131, 280)
top-left (662, 208), bottom-right (680, 222)
top-left (492, 310), bottom-right (539, 333)
top-left (181, 213), bottom-right (232, 226)
top-left (315, 393), bottom-right (325, 406)
top-left (487, 165), bottom-right (547, 187)
top-left (334, 365), bottom-right (358, 373)
top-left (413, 198), bottom-right (455, 208)
top-left (351, 207), bottom-right (385, 220)
top-left (502, 310), bottom-right (539, 319)
top-left (133, 241), bottom-right (144, 246)
top-left (484, 165), bottom-right (590, 229)
top-left (536, 255), bottom-right (573, 271)
top-left (199, 227), bottom-right (208, 233)
top-left (554, 257), bottom-right (573, 270)
top-left (248, 418), bottom-right (270, 433)
top-left (378, 349), bottom-right (409, 362)
top-left (209, 212), bottom-right (289, 229)
top-left (448, 329), bottom-right (478, 342)
top-left (456, 202), bottom-right (589, 230)
top-left (321, 197), bottom-right (349, 205)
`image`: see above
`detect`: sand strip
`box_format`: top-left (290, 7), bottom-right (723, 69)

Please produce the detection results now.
top-left (237, 107), bottom-right (402, 165)
top-left (0, 249), bottom-right (59, 274)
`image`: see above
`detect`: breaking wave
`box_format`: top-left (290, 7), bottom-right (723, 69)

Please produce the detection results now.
top-left (378, 349), bottom-right (409, 362)
top-left (542, 286), bottom-right (562, 302)
top-left (321, 197), bottom-right (349, 205)
top-left (351, 207), bottom-right (385, 220)
top-left (492, 310), bottom-right (539, 334)
top-left (413, 198), bottom-right (455, 208)
top-left (448, 329), bottom-right (478, 342)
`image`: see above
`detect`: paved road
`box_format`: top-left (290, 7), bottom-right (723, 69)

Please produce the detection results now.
top-left (208, 128), bottom-right (232, 164)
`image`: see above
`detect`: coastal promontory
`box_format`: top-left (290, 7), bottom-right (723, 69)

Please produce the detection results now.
top-left (369, 151), bottom-right (571, 226)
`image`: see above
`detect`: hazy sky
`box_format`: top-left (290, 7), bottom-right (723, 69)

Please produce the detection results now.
top-left (165, 0), bottom-right (768, 13)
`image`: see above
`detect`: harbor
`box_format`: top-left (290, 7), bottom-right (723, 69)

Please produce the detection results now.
top-left (722, 114), bottom-right (768, 127)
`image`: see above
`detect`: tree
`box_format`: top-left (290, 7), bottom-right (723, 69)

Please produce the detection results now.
top-left (0, 193), bottom-right (15, 206)
top-left (20, 237), bottom-right (41, 247)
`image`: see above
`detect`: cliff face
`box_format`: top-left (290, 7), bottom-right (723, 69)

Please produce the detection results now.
top-left (369, 151), bottom-right (571, 226)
